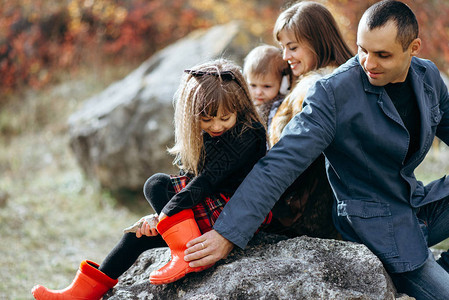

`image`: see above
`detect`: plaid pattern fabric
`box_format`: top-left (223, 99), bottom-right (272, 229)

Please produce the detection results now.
top-left (171, 175), bottom-right (190, 194)
top-left (170, 175), bottom-right (272, 234)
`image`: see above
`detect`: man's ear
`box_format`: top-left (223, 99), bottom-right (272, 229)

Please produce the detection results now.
top-left (410, 38), bottom-right (421, 56)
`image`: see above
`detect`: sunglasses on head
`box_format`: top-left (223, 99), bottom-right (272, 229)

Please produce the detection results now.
top-left (184, 69), bottom-right (237, 81)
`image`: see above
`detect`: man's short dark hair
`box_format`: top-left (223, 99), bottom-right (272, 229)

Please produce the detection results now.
top-left (363, 0), bottom-right (419, 51)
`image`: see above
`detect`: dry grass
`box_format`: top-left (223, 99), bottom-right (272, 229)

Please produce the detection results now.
top-left (0, 66), bottom-right (144, 300)
top-left (415, 141), bottom-right (449, 185)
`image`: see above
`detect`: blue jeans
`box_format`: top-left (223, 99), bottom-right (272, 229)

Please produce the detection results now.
top-left (389, 196), bottom-right (449, 299)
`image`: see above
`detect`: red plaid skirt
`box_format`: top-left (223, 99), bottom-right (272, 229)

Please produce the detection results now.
top-left (170, 175), bottom-right (272, 234)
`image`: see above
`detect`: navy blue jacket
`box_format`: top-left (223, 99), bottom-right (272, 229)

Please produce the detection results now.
top-left (214, 56), bottom-right (449, 273)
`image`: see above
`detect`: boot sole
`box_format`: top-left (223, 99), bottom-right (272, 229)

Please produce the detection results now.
top-left (149, 265), bottom-right (212, 285)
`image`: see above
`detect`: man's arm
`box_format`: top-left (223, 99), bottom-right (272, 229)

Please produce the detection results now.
top-left (435, 69), bottom-right (449, 145)
top-left (216, 80), bottom-right (337, 248)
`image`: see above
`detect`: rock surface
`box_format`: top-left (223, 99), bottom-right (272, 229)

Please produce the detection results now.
top-left (103, 234), bottom-right (400, 300)
top-left (68, 22), bottom-right (259, 192)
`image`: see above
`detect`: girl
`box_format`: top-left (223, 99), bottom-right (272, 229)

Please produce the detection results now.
top-left (31, 59), bottom-right (271, 299)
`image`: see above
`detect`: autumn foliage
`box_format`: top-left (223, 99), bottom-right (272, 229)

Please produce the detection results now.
top-left (0, 0), bottom-right (203, 94)
top-left (1, 0), bottom-right (448, 97)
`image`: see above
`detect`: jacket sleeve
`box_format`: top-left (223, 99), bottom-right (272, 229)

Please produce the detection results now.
top-left (214, 80), bottom-right (336, 248)
top-left (434, 68), bottom-right (449, 145)
top-left (162, 123), bottom-right (266, 216)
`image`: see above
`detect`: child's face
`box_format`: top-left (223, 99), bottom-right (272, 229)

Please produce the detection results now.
top-left (278, 29), bottom-right (317, 77)
top-left (247, 72), bottom-right (281, 106)
top-left (200, 106), bottom-right (237, 137)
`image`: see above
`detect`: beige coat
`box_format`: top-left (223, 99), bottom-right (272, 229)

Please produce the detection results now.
top-left (269, 66), bottom-right (336, 147)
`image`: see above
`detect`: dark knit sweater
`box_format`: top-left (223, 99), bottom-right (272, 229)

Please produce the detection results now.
top-left (162, 122), bottom-right (267, 216)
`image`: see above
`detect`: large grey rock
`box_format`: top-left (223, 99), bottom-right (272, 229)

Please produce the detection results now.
top-left (68, 22), bottom-right (258, 191)
top-left (103, 234), bottom-right (399, 299)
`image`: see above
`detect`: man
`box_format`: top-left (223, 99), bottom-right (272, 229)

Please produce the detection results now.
top-left (185, 1), bottom-right (449, 298)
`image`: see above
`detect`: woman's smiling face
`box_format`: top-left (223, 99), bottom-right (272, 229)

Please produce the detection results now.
top-left (278, 29), bottom-right (317, 77)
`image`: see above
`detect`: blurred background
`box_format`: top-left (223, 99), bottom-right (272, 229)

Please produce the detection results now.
top-left (1, 0), bottom-right (448, 299)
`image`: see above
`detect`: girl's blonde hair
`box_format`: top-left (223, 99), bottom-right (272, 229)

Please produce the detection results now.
top-left (168, 59), bottom-right (263, 175)
top-left (273, 1), bottom-right (353, 69)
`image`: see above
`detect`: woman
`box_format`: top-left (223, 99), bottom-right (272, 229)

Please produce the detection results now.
top-left (270, 1), bottom-right (353, 144)
top-left (265, 1), bottom-right (353, 239)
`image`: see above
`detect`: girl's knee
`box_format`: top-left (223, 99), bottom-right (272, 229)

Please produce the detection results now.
top-left (143, 173), bottom-right (170, 197)
top-left (143, 173), bottom-right (173, 214)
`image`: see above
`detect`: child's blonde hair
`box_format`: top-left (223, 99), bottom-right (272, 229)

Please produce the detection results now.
top-left (243, 45), bottom-right (290, 84)
top-left (169, 59), bottom-right (263, 175)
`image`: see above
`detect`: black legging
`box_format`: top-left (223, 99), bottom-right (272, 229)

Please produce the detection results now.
top-left (99, 173), bottom-right (175, 279)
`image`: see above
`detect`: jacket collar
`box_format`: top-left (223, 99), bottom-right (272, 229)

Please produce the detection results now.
top-left (409, 57), bottom-right (428, 82)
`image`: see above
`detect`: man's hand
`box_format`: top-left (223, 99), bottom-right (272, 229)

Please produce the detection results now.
top-left (184, 230), bottom-right (234, 267)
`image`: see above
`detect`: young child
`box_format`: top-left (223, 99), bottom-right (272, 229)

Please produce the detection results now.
top-left (31, 59), bottom-right (272, 299)
top-left (243, 44), bottom-right (291, 130)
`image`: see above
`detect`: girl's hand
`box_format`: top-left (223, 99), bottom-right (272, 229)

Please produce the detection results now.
top-left (134, 214), bottom-right (159, 238)
top-left (123, 214), bottom-right (159, 234)
top-left (136, 220), bottom-right (159, 238)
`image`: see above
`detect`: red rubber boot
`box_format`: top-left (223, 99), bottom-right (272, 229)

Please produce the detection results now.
top-left (150, 209), bottom-right (213, 284)
top-left (31, 260), bottom-right (118, 300)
